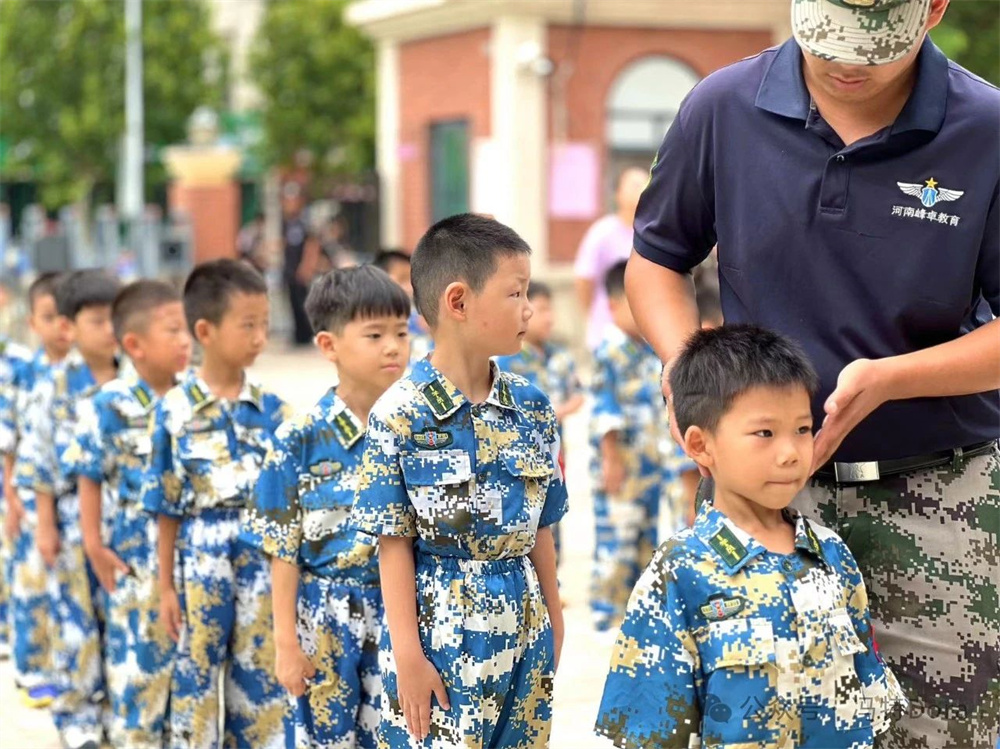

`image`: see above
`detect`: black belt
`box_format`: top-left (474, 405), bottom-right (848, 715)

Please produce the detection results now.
top-left (816, 440), bottom-right (997, 484)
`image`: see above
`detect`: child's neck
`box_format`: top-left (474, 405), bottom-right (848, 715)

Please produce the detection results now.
top-left (713, 484), bottom-right (794, 554)
top-left (80, 350), bottom-right (117, 386)
top-left (134, 362), bottom-right (177, 397)
top-left (199, 354), bottom-right (245, 401)
top-left (44, 345), bottom-right (69, 364)
top-left (430, 343), bottom-right (493, 404)
top-left (337, 376), bottom-right (381, 425)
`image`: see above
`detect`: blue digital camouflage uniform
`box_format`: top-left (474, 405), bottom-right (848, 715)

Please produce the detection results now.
top-left (589, 326), bottom-right (670, 631)
top-left (141, 369), bottom-right (291, 749)
top-left (0, 337), bottom-right (32, 656)
top-left (595, 496), bottom-right (907, 749)
top-left (29, 347), bottom-right (112, 746)
top-left (241, 387), bottom-right (382, 749)
top-left (5, 348), bottom-right (58, 689)
top-left (352, 358), bottom-right (568, 749)
top-left (62, 366), bottom-right (175, 749)
top-left (496, 340), bottom-right (581, 560)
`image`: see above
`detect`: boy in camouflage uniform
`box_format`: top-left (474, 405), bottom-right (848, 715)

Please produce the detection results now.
top-left (3, 273), bottom-right (70, 707)
top-left (374, 249), bottom-right (435, 368)
top-left (596, 326), bottom-right (906, 749)
top-left (589, 261), bottom-right (671, 632)
top-left (242, 266), bottom-right (411, 748)
top-left (0, 333), bottom-right (31, 658)
top-left (62, 280), bottom-right (192, 748)
top-left (141, 259), bottom-right (291, 749)
top-left (352, 214), bottom-right (567, 748)
top-left (30, 270), bottom-right (122, 749)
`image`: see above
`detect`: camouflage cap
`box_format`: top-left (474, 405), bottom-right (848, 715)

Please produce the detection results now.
top-left (792, 0), bottom-right (931, 66)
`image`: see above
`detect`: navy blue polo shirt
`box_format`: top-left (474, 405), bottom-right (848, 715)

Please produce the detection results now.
top-left (635, 37), bottom-right (1000, 462)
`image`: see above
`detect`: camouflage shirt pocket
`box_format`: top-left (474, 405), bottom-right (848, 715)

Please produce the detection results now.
top-left (182, 430), bottom-right (230, 462)
top-left (400, 449), bottom-right (472, 519)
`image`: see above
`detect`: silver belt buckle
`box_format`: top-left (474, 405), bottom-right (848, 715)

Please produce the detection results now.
top-left (833, 461), bottom-right (880, 484)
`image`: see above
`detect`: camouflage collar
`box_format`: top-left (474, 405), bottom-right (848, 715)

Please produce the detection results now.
top-left (182, 371), bottom-right (265, 413)
top-left (757, 37), bottom-right (947, 135)
top-left (790, 510), bottom-right (830, 568)
top-left (320, 388), bottom-right (364, 448)
top-left (412, 358), bottom-right (519, 421)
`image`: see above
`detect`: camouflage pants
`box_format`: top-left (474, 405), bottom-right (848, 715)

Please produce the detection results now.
top-left (793, 446), bottom-right (1000, 749)
top-left (171, 508), bottom-right (285, 749)
top-left (291, 574), bottom-right (382, 748)
top-left (590, 451), bottom-right (662, 630)
top-left (378, 554), bottom-right (554, 749)
top-left (105, 502), bottom-right (174, 749)
top-left (7, 489), bottom-right (55, 687)
top-left (48, 492), bottom-right (108, 747)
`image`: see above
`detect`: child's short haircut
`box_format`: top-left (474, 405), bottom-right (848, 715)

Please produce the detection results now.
top-left (604, 260), bottom-right (628, 299)
top-left (112, 280), bottom-right (182, 342)
top-left (372, 249), bottom-right (411, 273)
top-left (527, 281), bottom-right (552, 301)
top-left (183, 258), bottom-right (267, 334)
top-left (411, 213), bottom-right (531, 328)
top-left (28, 272), bottom-right (64, 310)
top-left (55, 269), bottom-right (121, 320)
top-left (669, 324), bottom-right (819, 435)
top-left (305, 265), bottom-right (411, 334)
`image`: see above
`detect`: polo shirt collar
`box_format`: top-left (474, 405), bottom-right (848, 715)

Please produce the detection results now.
top-left (756, 36), bottom-right (948, 136)
top-left (182, 371), bottom-right (264, 413)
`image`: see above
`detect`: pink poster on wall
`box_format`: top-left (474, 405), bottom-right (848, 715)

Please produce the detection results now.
top-left (549, 142), bottom-right (599, 220)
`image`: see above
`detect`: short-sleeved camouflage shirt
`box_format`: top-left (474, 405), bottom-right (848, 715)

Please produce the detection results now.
top-left (495, 341), bottom-right (581, 410)
top-left (141, 370), bottom-right (290, 518)
top-left (241, 387), bottom-right (377, 584)
top-left (351, 358), bottom-right (568, 559)
top-left (595, 498), bottom-right (907, 748)
top-left (0, 337), bottom-right (32, 457)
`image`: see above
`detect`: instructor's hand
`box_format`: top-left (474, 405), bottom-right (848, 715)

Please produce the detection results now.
top-left (812, 358), bottom-right (890, 474)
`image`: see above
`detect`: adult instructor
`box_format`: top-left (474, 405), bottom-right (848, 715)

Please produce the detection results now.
top-left (626, 1), bottom-right (999, 747)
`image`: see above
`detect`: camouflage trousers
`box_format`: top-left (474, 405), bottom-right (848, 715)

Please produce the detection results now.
top-left (105, 502), bottom-right (174, 749)
top-left (590, 451), bottom-right (662, 631)
top-left (6, 489), bottom-right (55, 687)
top-left (48, 491), bottom-right (108, 747)
top-left (171, 508), bottom-right (285, 749)
top-left (291, 574), bottom-right (382, 748)
top-left (378, 553), bottom-right (554, 749)
top-left (793, 446), bottom-right (1000, 749)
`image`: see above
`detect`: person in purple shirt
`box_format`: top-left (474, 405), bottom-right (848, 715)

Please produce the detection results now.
top-left (573, 167), bottom-right (647, 351)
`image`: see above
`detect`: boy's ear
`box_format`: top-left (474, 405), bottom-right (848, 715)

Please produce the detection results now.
top-left (314, 331), bottom-right (337, 363)
top-left (120, 331), bottom-right (142, 361)
top-left (193, 319), bottom-right (213, 346)
top-left (683, 425), bottom-right (714, 471)
top-left (442, 282), bottom-right (469, 322)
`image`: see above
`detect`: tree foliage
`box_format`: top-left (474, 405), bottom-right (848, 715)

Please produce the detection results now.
top-left (0, 0), bottom-right (224, 210)
top-left (932, 1), bottom-right (999, 86)
top-left (250, 0), bottom-right (375, 178)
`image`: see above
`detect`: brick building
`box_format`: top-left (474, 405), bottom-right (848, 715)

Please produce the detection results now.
top-left (347, 0), bottom-right (790, 289)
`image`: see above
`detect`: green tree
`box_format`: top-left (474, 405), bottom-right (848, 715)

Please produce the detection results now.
top-left (932, 1), bottom-right (999, 86)
top-left (250, 0), bottom-right (375, 178)
top-left (0, 0), bottom-right (224, 211)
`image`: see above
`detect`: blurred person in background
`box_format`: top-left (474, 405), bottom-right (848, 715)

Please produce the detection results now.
top-left (281, 184), bottom-right (322, 346)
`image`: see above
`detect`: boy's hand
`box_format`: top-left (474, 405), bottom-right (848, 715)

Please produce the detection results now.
top-left (601, 450), bottom-right (625, 496)
top-left (159, 587), bottom-right (184, 642)
top-left (396, 651), bottom-right (450, 740)
top-left (3, 500), bottom-right (23, 541)
top-left (36, 521), bottom-right (60, 567)
top-left (86, 544), bottom-right (131, 593)
top-left (275, 642), bottom-right (316, 697)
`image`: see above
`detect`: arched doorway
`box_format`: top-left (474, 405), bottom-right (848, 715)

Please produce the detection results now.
top-left (605, 55), bottom-right (700, 202)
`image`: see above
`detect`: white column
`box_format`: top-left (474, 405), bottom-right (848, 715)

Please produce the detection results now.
top-left (376, 38), bottom-right (402, 248)
top-left (489, 15), bottom-right (548, 267)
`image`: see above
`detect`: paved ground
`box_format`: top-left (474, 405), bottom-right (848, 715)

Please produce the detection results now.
top-left (0, 344), bottom-right (681, 748)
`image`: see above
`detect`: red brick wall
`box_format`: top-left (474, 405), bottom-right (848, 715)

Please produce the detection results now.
top-left (546, 26), bottom-right (774, 263)
top-left (398, 28), bottom-right (491, 249)
top-left (168, 182), bottom-right (240, 264)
